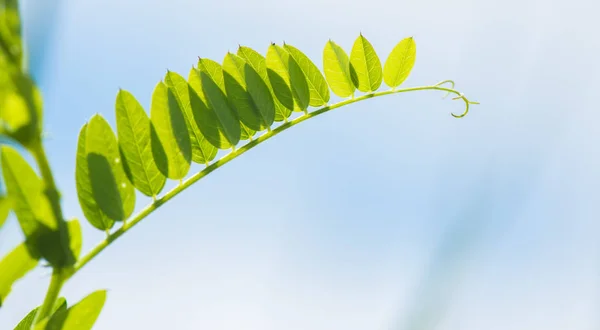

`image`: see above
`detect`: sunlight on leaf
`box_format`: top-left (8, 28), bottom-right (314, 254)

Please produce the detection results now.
top-left (115, 89), bottom-right (166, 197)
top-left (383, 37), bottom-right (416, 88)
top-left (350, 33), bottom-right (382, 92)
top-left (0, 241), bottom-right (39, 307)
top-left (323, 40), bottom-right (355, 97)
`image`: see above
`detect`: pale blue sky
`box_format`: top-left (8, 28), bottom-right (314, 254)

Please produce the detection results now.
top-left (1, 0), bottom-right (599, 329)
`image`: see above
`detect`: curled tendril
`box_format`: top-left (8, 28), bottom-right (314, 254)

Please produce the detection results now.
top-left (435, 80), bottom-right (455, 98)
top-left (434, 80), bottom-right (479, 118)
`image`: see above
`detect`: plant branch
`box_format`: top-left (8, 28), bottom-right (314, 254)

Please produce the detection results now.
top-left (71, 83), bottom-right (478, 277)
top-left (32, 269), bottom-right (65, 325)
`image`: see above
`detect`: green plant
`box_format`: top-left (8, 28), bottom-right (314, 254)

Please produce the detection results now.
top-left (0, 1), bottom-right (478, 328)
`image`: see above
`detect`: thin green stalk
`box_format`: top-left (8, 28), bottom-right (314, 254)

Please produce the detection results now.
top-left (32, 269), bottom-right (65, 325)
top-left (30, 141), bottom-right (71, 324)
top-left (71, 84), bottom-right (476, 277)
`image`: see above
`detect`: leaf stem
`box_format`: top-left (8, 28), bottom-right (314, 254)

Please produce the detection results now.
top-left (71, 83), bottom-right (476, 277)
top-left (33, 269), bottom-right (65, 324)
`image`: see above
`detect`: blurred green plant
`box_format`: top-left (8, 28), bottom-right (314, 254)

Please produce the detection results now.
top-left (0, 1), bottom-right (478, 328)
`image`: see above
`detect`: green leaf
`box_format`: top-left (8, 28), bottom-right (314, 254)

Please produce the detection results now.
top-left (0, 0), bottom-right (23, 67)
top-left (164, 71), bottom-right (217, 165)
top-left (1, 146), bottom-right (54, 236)
top-left (239, 123), bottom-right (255, 141)
top-left (0, 71), bottom-right (43, 147)
top-left (0, 241), bottom-right (39, 307)
top-left (222, 52), bottom-right (275, 131)
top-left (323, 40), bottom-right (355, 97)
top-left (13, 298), bottom-right (67, 329)
top-left (66, 219), bottom-right (82, 261)
top-left (383, 37), bottom-right (416, 88)
top-left (237, 46), bottom-right (291, 122)
top-left (266, 44), bottom-right (309, 112)
top-left (86, 114), bottom-right (136, 221)
top-left (115, 89), bottom-right (166, 196)
top-left (0, 195), bottom-right (10, 229)
top-left (349, 33), bottom-right (382, 92)
top-left (150, 81), bottom-right (192, 179)
top-left (283, 43), bottom-right (330, 106)
top-left (75, 124), bottom-right (114, 231)
top-left (194, 58), bottom-right (241, 149)
top-left (45, 290), bottom-right (107, 330)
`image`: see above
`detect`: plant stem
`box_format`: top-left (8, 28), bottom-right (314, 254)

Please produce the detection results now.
top-left (33, 269), bottom-right (65, 324)
top-left (71, 84), bottom-right (473, 277)
top-left (31, 140), bottom-right (71, 324)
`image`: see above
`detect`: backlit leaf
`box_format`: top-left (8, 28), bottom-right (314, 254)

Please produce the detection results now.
top-left (13, 298), bottom-right (67, 329)
top-left (0, 241), bottom-right (39, 307)
top-left (75, 124), bottom-right (114, 231)
top-left (0, 195), bottom-right (10, 229)
top-left (323, 40), bottom-right (355, 97)
top-left (284, 43), bottom-right (330, 106)
top-left (266, 44), bottom-right (309, 111)
top-left (45, 290), bottom-right (107, 330)
top-left (150, 81), bottom-right (192, 179)
top-left (164, 71), bottom-right (217, 165)
top-left (0, 71), bottom-right (43, 147)
top-left (66, 219), bottom-right (82, 260)
top-left (86, 114), bottom-right (136, 221)
top-left (237, 46), bottom-right (291, 121)
top-left (115, 89), bottom-right (166, 197)
top-left (349, 33), bottom-right (382, 92)
top-left (383, 37), bottom-right (416, 88)
top-left (1, 146), bottom-right (54, 236)
top-left (222, 52), bottom-right (274, 131)
top-left (195, 58), bottom-right (241, 149)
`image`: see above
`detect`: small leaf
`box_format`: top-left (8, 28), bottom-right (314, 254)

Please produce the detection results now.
top-left (1, 146), bottom-right (54, 236)
top-left (66, 219), bottom-right (82, 261)
top-left (86, 114), bottom-right (136, 221)
top-left (284, 43), bottom-right (330, 106)
top-left (222, 52), bottom-right (275, 131)
top-left (349, 33), bottom-right (382, 92)
top-left (150, 81), bottom-right (192, 179)
top-left (0, 71), bottom-right (43, 147)
top-left (383, 37), bottom-right (416, 88)
top-left (237, 46), bottom-right (291, 121)
top-left (0, 241), bottom-right (39, 307)
top-left (195, 58), bottom-right (241, 149)
top-left (164, 71), bottom-right (217, 165)
top-left (240, 123), bottom-right (255, 141)
top-left (0, 0), bottom-right (23, 67)
top-left (0, 195), bottom-right (10, 229)
top-left (13, 298), bottom-right (67, 329)
top-left (266, 44), bottom-right (309, 111)
top-left (323, 40), bottom-right (355, 97)
top-left (45, 290), bottom-right (107, 330)
top-left (115, 89), bottom-right (166, 197)
top-left (75, 124), bottom-right (114, 231)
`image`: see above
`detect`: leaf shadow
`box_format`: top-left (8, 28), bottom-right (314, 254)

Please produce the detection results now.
top-left (87, 153), bottom-right (124, 221)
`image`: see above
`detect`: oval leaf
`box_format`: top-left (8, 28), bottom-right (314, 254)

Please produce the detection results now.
top-left (383, 37), bottom-right (416, 88)
top-left (237, 46), bottom-right (291, 121)
top-left (0, 241), bottom-right (39, 307)
top-left (45, 290), bottom-right (107, 330)
top-left (223, 53), bottom-right (274, 131)
top-left (75, 124), bottom-right (114, 231)
top-left (350, 33), bottom-right (382, 92)
top-left (196, 58), bottom-right (241, 148)
top-left (283, 43), bottom-right (330, 106)
top-left (1, 146), bottom-right (54, 236)
top-left (164, 71), bottom-right (217, 165)
top-left (0, 196), bottom-right (10, 229)
top-left (115, 89), bottom-right (166, 197)
top-left (150, 81), bottom-right (192, 179)
top-left (86, 114), bottom-right (136, 221)
top-left (266, 44), bottom-right (309, 111)
top-left (323, 40), bottom-right (355, 98)
top-left (66, 219), bottom-right (82, 261)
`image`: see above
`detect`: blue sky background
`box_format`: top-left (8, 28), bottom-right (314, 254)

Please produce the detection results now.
top-left (1, 0), bottom-right (599, 329)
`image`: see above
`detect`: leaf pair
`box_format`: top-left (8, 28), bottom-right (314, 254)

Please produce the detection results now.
top-left (15, 290), bottom-right (106, 330)
top-left (323, 34), bottom-right (417, 98)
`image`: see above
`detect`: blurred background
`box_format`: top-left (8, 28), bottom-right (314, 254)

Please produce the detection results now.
top-left (1, 0), bottom-right (599, 329)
